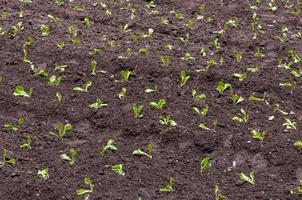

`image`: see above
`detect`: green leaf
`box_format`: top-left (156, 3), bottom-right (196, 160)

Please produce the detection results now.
top-left (217, 81), bottom-right (231, 94)
top-left (132, 149), bottom-right (152, 159)
top-left (239, 171), bottom-right (255, 185)
top-left (160, 177), bottom-right (174, 193)
top-left (294, 140), bottom-right (302, 149)
top-left (112, 164), bottom-right (125, 176)
top-left (13, 86), bottom-right (32, 97)
top-left (76, 188), bottom-right (91, 196)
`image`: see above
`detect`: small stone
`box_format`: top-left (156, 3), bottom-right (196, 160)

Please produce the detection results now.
top-left (268, 115), bottom-right (275, 121)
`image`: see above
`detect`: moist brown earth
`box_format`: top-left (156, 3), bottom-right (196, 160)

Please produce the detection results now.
top-left (0, 0), bottom-right (302, 200)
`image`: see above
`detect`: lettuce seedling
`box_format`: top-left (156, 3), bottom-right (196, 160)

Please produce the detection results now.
top-left (120, 70), bottom-right (131, 82)
top-left (132, 144), bottom-right (152, 159)
top-left (76, 177), bottom-right (94, 196)
top-left (159, 115), bottom-right (177, 127)
top-left (181, 53), bottom-right (195, 61)
top-left (20, 135), bottom-right (32, 150)
top-left (133, 104), bottom-right (143, 118)
top-left (73, 81), bottom-right (92, 92)
top-left (239, 171), bottom-right (255, 185)
top-left (48, 75), bottom-right (62, 86)
top-left (37, 168), bottom-right (49, 180)
top-left (217, 81), bottom-right (231, 94)
top-left (60, 149), bottom-right (77, 165)
top-left (47, 14), bottom-right (61, 23)
top-left (283, 118), bottom-right (297, 129)
top-left (3, 116), bottom-right (25, 131)
top-left (89, 98), bottom-right (107, 109)
top-left (198, 123), bottom-right (212, 131)
top-left (179, 71), bottom-right (190, 87)
top-left (145, 86), bottom-right (158, 93)
top-left (160, 177), bottom-right (174, 193)
top-left (192, 89), bottom-right (206, 101)
top-left (0, 148), bottom-right (16, 167)
top-left (234, 50), bottom-right (243, 62)
top-left (40, 24), bottom-right (50, 36)
top-left (83, 17), bottom-right (92, 28)
top-left (233, 73), bottom-right (247, 81)
top-left (160, 55), bottom-right (171, 67)
top-left (193, 105), bottom-right (208, 117)
top-left (118, 87), bottom-right (127, 100)
top-left (294, 140), bottom-right (302, 149)
top-left (13, 85), bottom-right (33, 97)
top-left (291, 179), bottom-right (302, 194)
top-left (200, 156), bottom-right (211, 173)
top-left (49, 122), bottom-right (72, 139)
top-left (54, 64), bottom-right (67, 72)
top-left (31, 65), bottom-right (48, 77)
top-left (149, 98), bottom-right (166, 109)
top-left (55, 0), bottom-right (64, 6)
top-left (56, 92), bottom-right (63, 102)
top-left (273, 104), bottom-right (288, 115)
top-left (231, 95), bottom-right (244, 104)
top-left (91, 60), bottom-right (97, 76)
top-left (250, 129), bottom-right (266, 140)
top-left (112, 164), bottom-right (125, 176)
top-left (232, 109), bottom-right (249, 123)
top-left (100, 139), bottom-right (117, 156)
top-left (214, 185), bottom-right (226, 200)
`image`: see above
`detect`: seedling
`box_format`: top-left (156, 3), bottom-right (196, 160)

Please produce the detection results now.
top-left (234, 50), bottom-right (243, 62)
top-left (217, 81), bottom-right (231, 94)
top-left (76, 177), bottom-right (94, 196)
top-left (248, 93), bottom-right (266, 101)
top-left (214, 185), bottom-right (226, 200)
top-left (73, 81), bottom-right (92, 92)
top-left (181, 53), bottom-right (194, 61)
top-left (118, 48), bottom-right (132, 59)
top-left (186, 18), bottom-right (195, 29)
top-left (160, 55), bottom-right (171, 67)
top-left (0, 148), bottom-right (16, 167)
top-left (20, 135), bottom-right (32, 150)
top-left (273, 104), bottom-right (288, 115)
top-left (250, 129), bottom-right (266, 140)
top-left (60, 149), bottom-right (77, 165)
top-left (54, 64), bottom-right (67, 72)
top-left (118, 87), bottom-right (127, 100)
top-left (179, 71), bottom-right (190, 87)
top-left (159, 115), bottom-right (177, 127)
top-left (232, 109), bottom-right (249, 123)
top-left (49, 122), bottom-right (72, 139)
top-left (38, 168), bottom-right (49, 180)
top-left (209, 38), bottom-right (221, 50)
top-left (112, 164), bottom-right (125, 176)
top-left (145, 86), bottom-right (158, 93)
top-left (120, 70), bottom-right (131, 82)
top-left (40, 24), bottom-right (50, 36)
top-left (132, 144), bottom-right (152, 159)
top-left (56, 92), bottom-right (63, 102)
top-left (55, 0), bottom-right (64, 6)
top-left (294, 140), bottom-right (302, 149)
top-left (100, 139), bottom-right (117, 156)
top-left (198, 123), bottom-right (212, 131)
top-left (149, 98), bottom-right (166, 109)
top-left (3, 116), bottom-right (25, 131)
top-left (192, 89), bottom-right (206, 101)
top-left (233, 73), bottom-right (247, 81)
top-left (291, 179), bottom-right (302, 194)
top-left (47, 14), bottom-right (61, 23)
top-left (200, 156), bottom-right (212, 173)
top-left (193, 105), bottom-right (208, 117)
top-left (160, 177), bottom-right (174, 193)
top-left (91, 60), bottom-right (97, 76)
top-left (48, 75), bottom-right (62, 86)
top-left (13, 85), bottom-right (33, 97)
top-left (239, 171), bottom-right (256, 185)
top-left (83, 17), bottom-right (92, 28)
top-left (89, 98), bottom-right (107, 109)
top-left (283, 118), bottom-right (297, 129)
top-left (231, 95), bottom-right (244, 104)
top-left (132, 104), bottom-right (143, 118)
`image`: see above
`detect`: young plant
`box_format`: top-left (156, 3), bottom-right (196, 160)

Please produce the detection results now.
top-left (233, 73), bottom-right (247, 81)
top-left (0, 148), bottom-right (16, 167)
top-left (192, 89), bottom-right (206, 101)
top-left (60, 149), bottom-right (77, 165)
top-left (132, 144), bottom-right (152, 159)
top-left (73, 80), bottom-right (92, 92)
top-left (250, 129), bottom-right (266, 140)
top-left (231, 94), bottom-right (244, 105)
top-left (100, 139), bottom-right (117, 156)
top-left (49, 122), bottom-right (72, 139)
top-left (159, 115), bottom-right (177, 127)
top-left (200, 156), bottom-right (212, 173)
top-left (54, 64), bottom-right (67, 72)
top-left (160, 177), bottom-right (174, 193)
top-left (40, 24), bottom-right (50, 36)
top-left (120, 70), bottom-right (131, 82)
top-left (283, 118), bottom-right (297, 129)
top-left (118, 87), bottom-right (127, 100)
top-left (198, 123), bottom-right (212, 131)
top-left (91, 59), bottom-right (97, 76)
top-left (160, 55), bottom-right (171, 67)
top-left (76, 177), bottom-right (94, 196)
top-left (234, 50), bottom-right (243, 62)
top-left (179, 71), bottom-right (190, 87)
top-left (37, 168), bottom-right (49, 180)
top-left (132, 104), bottom-right (143, 118)
top-left (112, 164), bottom-right (125, 176)
top-left (181, 53), bottom-right (194, 61)
top-left (145, 86), bottom-right (158, 93)
top-left (214, 185), bottom-right (226, 200)
top-left (232, 109), bottom-right (249, 123)
top-left (89, 98), bottom-right (108, 109)
top-left (193, 105), bottom-right (208, 117)
top-left (149, 98), bottom-right (166, 109)
top-left (20, 135), bottom-right (32, 150)
top-left (217, 81), bottom-right (231, 94)
top-left (13, 85), bottom-right (33, 97)
top-left (294, 140), bottom-right (302, 149)
top-left (48, 75), bottom-right (62, 86)
top-left (56, 92), bottom-right (63, 102)
top-left (239, 171), bottom-right (256, 185)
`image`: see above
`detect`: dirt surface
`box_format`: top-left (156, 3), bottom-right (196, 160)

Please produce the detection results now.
top-left (0, 0), bottom-right (302, 199)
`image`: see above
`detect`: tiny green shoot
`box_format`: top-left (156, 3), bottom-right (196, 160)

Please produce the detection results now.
top-left (76, 177), bottom-right (94, 196)
top-left (239, 171), bottom-right (256, 185)
top-left (112, 164), bottom-right (125, 176)
top-left (160, 177), bottom-right (174, 193)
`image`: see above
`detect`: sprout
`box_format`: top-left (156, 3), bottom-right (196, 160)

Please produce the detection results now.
top-left (112, 164), bottom-right (125, 176)
top-left (160, 177), bottom-right (174, 193)
top-left (76, 177), bottom-right (94, 196)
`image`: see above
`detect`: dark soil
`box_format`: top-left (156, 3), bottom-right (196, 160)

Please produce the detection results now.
top-left (0, 0), bottom-right (302, 199)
